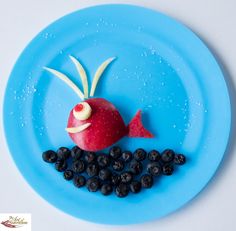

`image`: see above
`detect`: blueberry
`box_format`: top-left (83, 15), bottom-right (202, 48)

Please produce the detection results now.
top-left (63, 169), bottom-right (74, 180)
top-left (115, 183), bottom-right (129, 197)
top-left (73, 175), bottom-right (86, 187)
top-left (97, 154), bottom-right (110, 168)
top-left (86, 162), bottom-right (99, 177)
top-left (130, 181), bottom-right (141, 193)
top-left (148, 150), bottom-right (161, 162)
top-left (120, 171), bottom-right (133, 184)
top-left (121, 151), bottom-right (133, 162)
top-left (174, 154), bottom-right (186, 165)
top-left (57, 147), bottom-right (70, 159)
top-left (161, 149), bottom-right (175, 163)
top-left (101, 183), bottom-right (113, 195)
top-left (112, 159), bottom-right (125, 171)
top-left (162, 164), bottom-right (174, 176)
top-left (111, 173), bottom-right (121, 186)
top-left (55, 159), bottom-right (67, 172)
top-left (129, 160), bottom-right (143, 175)
top-left (42, 150), bottom-right (57, 163)
top-left (140, 174), bottom-right (153, 188)
top-left (147, 162), bottom-right (162, 176)
top-left (84, 151), bottom-right (96, 163)
top-left (109, 146), bottom-right (122, 159)
top-left (86, 177), bottom-right (100, 192)
top-left (71, 146), bottom-right (83, 160)
top-left (72, 160), bottom-right (86, 173)
top-left (99, 168), bottom-right (112, 181)
top-left (134, 148), bottom-right (147, 161)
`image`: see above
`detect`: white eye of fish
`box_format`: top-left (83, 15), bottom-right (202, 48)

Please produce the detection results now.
top-left (73, 102), bottom-right (92, 120)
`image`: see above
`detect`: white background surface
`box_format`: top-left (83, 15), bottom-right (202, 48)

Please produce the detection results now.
top-left (0, 0), bottom-right (236, 230)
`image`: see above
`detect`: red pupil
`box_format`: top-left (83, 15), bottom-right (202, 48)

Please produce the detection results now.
top-left (75, 104), bottom-right (84, 112)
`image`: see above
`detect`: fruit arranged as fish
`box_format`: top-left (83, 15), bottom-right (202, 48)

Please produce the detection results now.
top-left (44, 56), bottom-right (153, 151)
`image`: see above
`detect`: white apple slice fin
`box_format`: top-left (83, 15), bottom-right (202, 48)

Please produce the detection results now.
top-left (43, 67), bottom-right (84, 100)
top-left (90, 57), bottom-right (116, 97)
top-left (69, 55), bottom-right (89, 98)
top-left (66, 123), bottom-right (91, 133)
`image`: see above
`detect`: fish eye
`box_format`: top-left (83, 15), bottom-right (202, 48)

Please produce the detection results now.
top-left (73, 102), bottom-right (92, 120)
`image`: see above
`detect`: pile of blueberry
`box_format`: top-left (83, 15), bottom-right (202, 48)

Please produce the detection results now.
top-left (42, 146), bottom-right (186, 197)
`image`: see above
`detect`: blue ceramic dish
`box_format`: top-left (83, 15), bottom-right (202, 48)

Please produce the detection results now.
top-left (3, 4), bottom-right (231, 225)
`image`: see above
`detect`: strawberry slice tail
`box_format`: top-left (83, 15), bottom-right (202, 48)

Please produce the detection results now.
top-left (127, 110), bottom-right (154, 138)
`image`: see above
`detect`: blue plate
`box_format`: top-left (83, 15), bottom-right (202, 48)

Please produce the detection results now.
top-left (3, 4), bottom-right (231, 225)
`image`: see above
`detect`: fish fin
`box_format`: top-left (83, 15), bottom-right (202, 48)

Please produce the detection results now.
top-left (127, 110), bottom-right (154, 138)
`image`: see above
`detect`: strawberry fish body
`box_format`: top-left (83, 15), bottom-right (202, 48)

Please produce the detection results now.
top-left (67, 98), bottom-right (153, 152)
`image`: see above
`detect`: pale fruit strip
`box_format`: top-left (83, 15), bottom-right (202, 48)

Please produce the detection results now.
top-left (69, 55), bottom-right (89, 98)
top-left (66, 123), bottom-right (91, 133)
top-left (44, 67), bottom-right (84, 100)
top-left (90, 57), bottom-right (116, 97)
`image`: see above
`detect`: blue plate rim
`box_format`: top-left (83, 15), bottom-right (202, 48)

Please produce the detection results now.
top-left (3, 4), bottom-right (231, 225)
